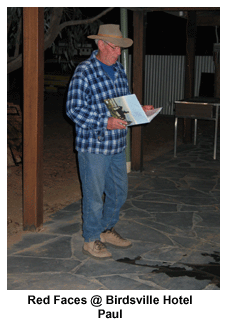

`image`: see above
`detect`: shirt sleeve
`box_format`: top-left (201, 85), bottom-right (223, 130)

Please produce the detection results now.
top-left (66, 71), bottom-right (108, 131)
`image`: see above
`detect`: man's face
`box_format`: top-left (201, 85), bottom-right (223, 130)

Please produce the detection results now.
top-left (99, 41), bottom-right (121, 66)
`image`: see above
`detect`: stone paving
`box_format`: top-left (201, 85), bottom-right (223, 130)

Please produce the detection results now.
top-left (7, 130), bottom-right (220, 290)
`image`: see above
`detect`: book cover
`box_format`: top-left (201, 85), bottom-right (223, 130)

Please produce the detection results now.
top-left (104, 94), bottom-right (162, 126)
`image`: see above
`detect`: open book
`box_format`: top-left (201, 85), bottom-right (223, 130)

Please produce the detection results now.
top-left (104, 94), bottom-right (162, 126)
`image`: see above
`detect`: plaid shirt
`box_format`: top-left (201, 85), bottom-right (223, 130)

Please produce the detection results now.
top-left (66, 50), bottom-right (130, 155)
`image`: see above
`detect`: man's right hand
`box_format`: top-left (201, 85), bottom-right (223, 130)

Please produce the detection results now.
top-left (107, 117), bottom-right (128, 130)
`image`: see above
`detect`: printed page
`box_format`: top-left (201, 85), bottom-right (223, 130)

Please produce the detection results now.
top-left (121, 94), bottom-right (148, 126)
top-left (146, 107), bottom-right (163, 122)
top-left (104, 94), bottom-right (162, 126)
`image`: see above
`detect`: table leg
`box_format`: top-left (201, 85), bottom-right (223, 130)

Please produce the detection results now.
top-left (174, 117), bottom-right (178, 157)
top-left (194, 119), bottom-right (197, 145)
top-left (213, 105), bottom-right (219, 160)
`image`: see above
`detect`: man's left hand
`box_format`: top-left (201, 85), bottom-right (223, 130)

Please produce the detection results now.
top-left (142, 105), bottom-right (154, 112)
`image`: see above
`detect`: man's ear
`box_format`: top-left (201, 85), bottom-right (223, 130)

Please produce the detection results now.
top-left (98, 40), bottom-right (105, 51)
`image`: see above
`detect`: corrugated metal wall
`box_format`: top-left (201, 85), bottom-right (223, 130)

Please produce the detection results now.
top-left (128, 55), bottom-right (215, 115)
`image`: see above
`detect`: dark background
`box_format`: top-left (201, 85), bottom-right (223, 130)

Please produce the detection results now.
top-left (84, 8), bottom-right (218, 55)
top-left (9, 8), bottom-right (219, 95)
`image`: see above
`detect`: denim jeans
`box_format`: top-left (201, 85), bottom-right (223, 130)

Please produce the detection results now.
top-left (77, 150), bottom-right (128, 242)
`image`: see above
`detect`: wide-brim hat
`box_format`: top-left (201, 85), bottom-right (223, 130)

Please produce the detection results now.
top-left (87, 24), bottom-right (133, 48)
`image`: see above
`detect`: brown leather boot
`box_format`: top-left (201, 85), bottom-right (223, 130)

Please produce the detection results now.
top-left (100, 228), bottom-right (132, 248)
top-left (82, 240), bottom-right (112, 260)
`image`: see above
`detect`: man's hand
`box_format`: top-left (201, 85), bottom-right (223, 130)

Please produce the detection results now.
top-left (107, 117), bottom-right (128, 130)
top-left (142, 105), bottom-right (154, 112)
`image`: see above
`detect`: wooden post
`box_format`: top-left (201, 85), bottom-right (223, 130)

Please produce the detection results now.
top-left (184, 11), bottom-right (196, 143)
top-left (131, 10), bottom-right (145, 171)
top-left (120, 8), bottom-right (131, 173)
top-left (213, 44), bottom-right (220, 98)
top-left (23, 8), bottom-right (44, 230)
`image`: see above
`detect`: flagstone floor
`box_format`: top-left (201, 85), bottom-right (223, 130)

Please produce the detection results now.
top-left (7, 130), bottom-right (220, 290)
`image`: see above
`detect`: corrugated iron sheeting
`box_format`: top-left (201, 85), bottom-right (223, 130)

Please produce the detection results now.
top-left (128, 55), bottom-right (215, 115)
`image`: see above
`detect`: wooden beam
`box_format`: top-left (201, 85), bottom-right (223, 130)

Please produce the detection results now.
top-left (131, 11), bottom-right (145, 171)
top-left (23, 8), bottom-right (44, 230)
top-left (196, 15), bottom-right (220, 26)
top-left (125, 7), bottom-right (220, 12)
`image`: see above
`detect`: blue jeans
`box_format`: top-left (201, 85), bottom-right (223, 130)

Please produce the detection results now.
top-left (77, 150), bottom-right (128, 242)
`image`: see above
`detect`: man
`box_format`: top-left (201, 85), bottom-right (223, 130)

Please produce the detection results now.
top-left (66, 24), bottom-right (153, 260)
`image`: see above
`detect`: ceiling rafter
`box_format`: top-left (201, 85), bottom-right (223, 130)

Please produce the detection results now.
top-left (124, 7), bottom-right (220, 11)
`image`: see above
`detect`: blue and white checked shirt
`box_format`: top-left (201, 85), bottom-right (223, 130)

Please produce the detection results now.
top-left (66, 50), bottom-right (130, 155)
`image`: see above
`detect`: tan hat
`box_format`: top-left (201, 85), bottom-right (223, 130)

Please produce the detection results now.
top-left (87, 24), bottom-right (133, 48)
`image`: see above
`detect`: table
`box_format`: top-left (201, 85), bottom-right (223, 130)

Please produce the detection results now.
top-left (174, 97), bottom-right (220, 160)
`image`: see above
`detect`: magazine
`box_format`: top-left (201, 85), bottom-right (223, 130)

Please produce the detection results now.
top-left (104, 94), bottom-right (162, 126)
